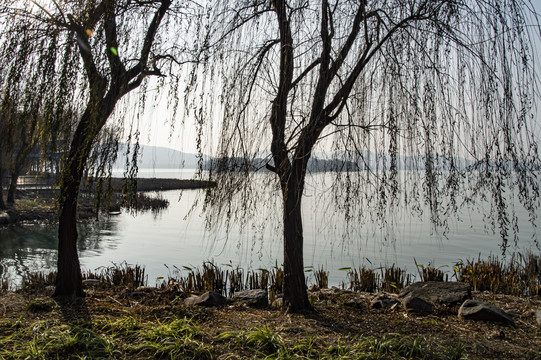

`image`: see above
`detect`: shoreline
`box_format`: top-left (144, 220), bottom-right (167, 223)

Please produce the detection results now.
top-left (0, 177), bottom-right (215, 225)
top-left (1, 279), bottom-right (540, 359)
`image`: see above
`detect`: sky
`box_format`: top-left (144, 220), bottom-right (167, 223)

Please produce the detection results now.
top-left (134, 0), bottom-right (541, 155)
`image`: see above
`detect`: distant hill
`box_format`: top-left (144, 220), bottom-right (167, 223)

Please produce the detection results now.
top-left (115, 144), bottom-right (203, 169)
top-left (202, 151), bottom-right (480, 173)
top-left (120, 145), bottom-right (520, 173)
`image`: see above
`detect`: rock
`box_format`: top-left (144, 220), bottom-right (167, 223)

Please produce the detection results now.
top-left (397, 281), bottom-right (472, 315)
top-left (184, 291), bottom-right (228, 307)
top-left (344, 297), bottom-right (365, 309)
top-left (271, 297), bottom-right (283, 309)
top-left (83, 279), bottom-right (101, 286)
top-left (399, 281), bottom-right (471, 307)
top-left (401, 294), bottom-right (433, 315)
top-left (370, 295), bottom-right (399, 310)
top-left (536, 310), bottom-right (541, 326)
top-left (0, 212), bottom-right (10, 225)
top-left (458, 299), bottom-right (515, 326)
top-left (233, 289), bottom-right (268, 307)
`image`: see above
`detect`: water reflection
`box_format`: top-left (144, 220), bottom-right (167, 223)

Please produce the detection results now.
top-left (1, 172), bottom-right (540, 289)
top-left (78, 216), bottom-right (121, 254)
top-left (0, 216), bottom-right (126, 288)
top-left (0, 224), bottom-right (57, 287)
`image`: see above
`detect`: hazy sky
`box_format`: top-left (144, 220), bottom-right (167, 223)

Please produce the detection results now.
top-left (135, 0), bottom-right (541, 155)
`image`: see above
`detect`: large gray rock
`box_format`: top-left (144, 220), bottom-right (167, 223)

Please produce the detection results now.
top-left (458, 300), bottom-right (515, 326)
top-left (184, 291), bottom-right (229, 307)
top-left (344, 297), bottom-right (366, 309)
top-left (401, 294), bottom-right (433, 315)
top-left (370, 295), bottom-right (399, 310)
top-left (233, 289), bottom-right (268, 307)
top-left (399, 281), bottom-right (471, 307)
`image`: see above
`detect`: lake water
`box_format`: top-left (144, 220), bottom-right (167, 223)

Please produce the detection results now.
top-left (1, 168), bottom-right (540, 288)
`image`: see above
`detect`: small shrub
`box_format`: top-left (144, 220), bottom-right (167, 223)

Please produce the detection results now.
top-left (23, 272), bottom-right (56, 290)
top-left (347, 267), bottom-right (377, 292)
top-left (93, 262), bottom-right (147, 289)
top-left (454, 253), bottom-right (540, 296)
top-left (246, 268), bottom-right (270, 291)
top-left (381, 265), bottom-right (410, 293)
top-left (414, 259), bottom-right (445, 282)
top-left (314, 266), bottom-right (329, 289)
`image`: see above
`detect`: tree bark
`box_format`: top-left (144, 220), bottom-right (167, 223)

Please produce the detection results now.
top-left (53, 133), bottom-right (90, 298)
top-left (54, 174), bottom-right (84, 298)
top-left (6, 169), bottom-right (19, 206)
top-left (53, 108), bottom-right (105, 298)
top-left (0, 167), bottom-right (6, 210)
top-left (281, 176), bottom-right (312, 313)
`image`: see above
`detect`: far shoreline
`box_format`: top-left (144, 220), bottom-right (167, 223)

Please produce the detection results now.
top-left (82, 177), bottom-right (216, 192)
top-left (0, 177), bottom-right (216, 225)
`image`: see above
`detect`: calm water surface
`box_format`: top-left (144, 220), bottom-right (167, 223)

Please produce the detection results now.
top-left (1, 168), bottom-right (539, 287)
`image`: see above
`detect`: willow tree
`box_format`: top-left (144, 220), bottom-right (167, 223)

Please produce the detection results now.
top-left (0, 0), bottom-right (196, 297)
top-left (190, 0), bottom-right (541, 312)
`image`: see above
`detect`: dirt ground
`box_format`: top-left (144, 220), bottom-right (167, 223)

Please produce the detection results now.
top-left (1, 285), bottom-right (540, 359)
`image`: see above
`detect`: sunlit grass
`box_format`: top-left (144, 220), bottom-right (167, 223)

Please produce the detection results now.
top-left (217, 327), bottom-right (466, 360)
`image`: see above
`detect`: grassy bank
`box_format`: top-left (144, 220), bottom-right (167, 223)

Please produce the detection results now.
top-left (2, 283), bottom-right (540, 359)
top-left (2, 281), bottom-right (540, 359)
top-left (2, 256), bottom-right (540, 359)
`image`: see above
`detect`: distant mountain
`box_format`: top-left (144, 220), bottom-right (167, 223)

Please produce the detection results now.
top-left (114, 144), bottom-right (204, 169)
top-left (202, 151), bottom-right (480, 173)
top-left (125, 145), bottom-right (530, 173)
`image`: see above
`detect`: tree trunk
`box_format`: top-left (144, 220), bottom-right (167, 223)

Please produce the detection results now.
top-left (281, 179), bottom-right (311, 313)
top-left (0, 167), bottom-right (5, 211)
top-left (6, 169), bottom-right (19, 206)
top-left (54, 177), bottom-right (84, 298)
top-left (53, 110), bottom-right (103, 298)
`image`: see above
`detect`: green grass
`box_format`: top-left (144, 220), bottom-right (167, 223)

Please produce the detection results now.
top-left (216, 327), bottom-right (466, 360)
top-left (0, 315), bottom-right (211, 359)
top-left (0, 319), bottom-right (115, 360)
top-left (0, 313), bottom-right (470, 360)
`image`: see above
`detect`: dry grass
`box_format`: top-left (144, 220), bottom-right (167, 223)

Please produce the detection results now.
top-left (1, 282), bottom-right (540, 359)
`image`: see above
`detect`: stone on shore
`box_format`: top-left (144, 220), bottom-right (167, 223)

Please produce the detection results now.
top-left (82, 279), bottom-right (101, 286)
top-left (401, 294), bottom-right (434, 315)
top-left (344, 297), bottom-right (366, 309)
top-left (184, 291), bottom-right (229, 307)
top-left (0, 212), bottom-right (10, 225)
top-left (458, 299), bottom-right (515, 326)
top-left (233, 289), bottom-right (268, 307)
top-left (370, 295), bottom-right (400, 310)
top-left (399, 281), bottom-right (472, 307)
top-left (397, 281), bottom-right (472, 315)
